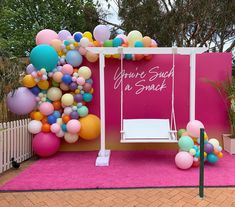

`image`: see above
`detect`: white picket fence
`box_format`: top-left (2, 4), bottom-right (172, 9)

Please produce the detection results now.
top-left (0, 119), bottom-right (33, 173)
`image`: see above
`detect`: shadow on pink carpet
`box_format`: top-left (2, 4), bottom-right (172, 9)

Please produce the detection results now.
top-left (1, 151), bottom-right (235, 191)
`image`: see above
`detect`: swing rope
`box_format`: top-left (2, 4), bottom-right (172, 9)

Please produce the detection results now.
top-left (170, 51), bottom-right (177, 132)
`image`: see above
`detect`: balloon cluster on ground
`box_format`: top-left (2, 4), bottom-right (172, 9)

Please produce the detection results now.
top-left (175, 120), bottom-right (223, 170)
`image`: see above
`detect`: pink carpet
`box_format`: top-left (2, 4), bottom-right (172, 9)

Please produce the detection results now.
top-left (1, 151), bottom-right (235, 191)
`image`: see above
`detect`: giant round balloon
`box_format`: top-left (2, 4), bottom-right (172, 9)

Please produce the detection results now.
top-left (7, 87), bottom-right (37, 115)
top-left (79, 114), bottom-right (100, 140)
top-left (36, 29), bottom-right (58, 45)
top-left (93, 25), bottom-right (111, 43)
top-left (30, 44), bottom-right (58, 72)
top-left (32, 132), bottom-right (60, 157)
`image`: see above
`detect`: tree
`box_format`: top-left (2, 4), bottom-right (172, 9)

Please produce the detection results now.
top-left (0, 0), bottom-right (102, 56)
top-left (107, 0), bottom-right (234, 53)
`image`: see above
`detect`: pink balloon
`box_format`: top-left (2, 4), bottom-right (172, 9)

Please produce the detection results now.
top-left (36, 29), bottom-right (58, 45)
top-left (175, 151), bottom-right (193, 170)
top-left (51, 123), bottom-right (61, 133)
top-left (61, 64), bottom-right (73, 75)
top-left (77, 77), bottom-right (85, 85)
top-left (186, 120), bottom-right (204, 138)
top-left (78, 47), bottom-right (87, 55)
top-left (32, 132), bottom-right (60, 157)
top-left (39, 102), bottom-right (54, 116)
top-left (66, 120), bottom-right (81, 134)
top-left (93, 25), bottom-right (110, 43)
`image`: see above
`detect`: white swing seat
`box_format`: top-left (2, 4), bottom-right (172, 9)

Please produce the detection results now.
top-left (121, 119), bottom-right (178, 143)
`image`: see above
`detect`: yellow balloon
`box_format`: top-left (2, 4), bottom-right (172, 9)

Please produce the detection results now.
top-left (78, 66), bottom-right (91, 79)
top-left (61, 94), bottom-right (74, 106)
top-left (50, 39), bottom-right (62, 52)
top-left (34, 111), bottom-right (43, 121)
top-left (37, 80), bottom-right (49, 90)
top-left (218, 152), bottom-right (223, 158)
top-left (22, 75), bottom-right (36, 88)
top-left (79, 114), bottom-right (100, 140)
top-left (83, 31), bottom-right (93, 42)
top-left (127, 30), bottom-right (143, 47)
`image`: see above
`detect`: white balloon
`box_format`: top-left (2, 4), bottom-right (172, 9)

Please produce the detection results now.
top-left (64, 107), bottom-right (73, 115)
top-left (28, 120), bottom-right (42, 134)
top-left (80, 37), bottom-right (90, 47)
top-left (56, 130), bottom-right (65, 138)
top-left (64, 133), bottom-right (79, 143)
top-left (208, 138), bottom-right (220, 148)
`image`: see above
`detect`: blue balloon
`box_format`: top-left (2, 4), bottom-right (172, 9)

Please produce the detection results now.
top-left (74, 33), bottom-right (83, 42)
top-left (85, 79), bottom-right (93, 85)
top-left (65, 50), bottom-right (83, 67)
top-left (62, 74), bottom-right (72, 84)
top-left (30, 44), bottom-right (58, 72)
top-left (30, 86), bottom-right (41, 95)
top-left (134, 41), bottom-right (144, 47)
top-left (207, 154), bottom-right (218, 164)
top-left (47, 115), bottom-right (57, 124)
top-left (53, 111), bottom-right (61, 118)
top-left (61, 124), bottom-right (67, 132)
top-left (113, 38), bottom-right (123, 47)
top-left (83, 93), bottom-right (93, 102)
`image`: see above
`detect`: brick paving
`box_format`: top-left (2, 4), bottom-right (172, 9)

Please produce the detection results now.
top-left (0, 159), bottom-right (235, 207)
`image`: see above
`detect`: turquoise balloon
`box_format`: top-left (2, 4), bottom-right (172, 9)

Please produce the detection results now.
top-left (83, 93), bottom-right (93, 102)
top-left (134, 41), bottom-right (144, 47)
top-left (178, 136), bottom-right (194, 151)
top-left (77, 106), bottom-right (88, 117)
top-left (112, 38), bottom-right (122, 47)
top-left (207, 153), bottom-right (218, 164)
top-left (125, 54), bottom-right (132, 60)
top-left (30, 44), bottom-right (58, 72)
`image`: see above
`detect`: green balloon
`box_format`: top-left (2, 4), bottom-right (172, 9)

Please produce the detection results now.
top-left (77, 106), bottom-right (88, 117)
top-left (177, 129), bottom-right (186, 138)
top-left (30, 44), bottom-right (58, 72)
top-left (103, 40), bottom-right (113, 47)
top-left (178, 136), bottom-right (194, 151)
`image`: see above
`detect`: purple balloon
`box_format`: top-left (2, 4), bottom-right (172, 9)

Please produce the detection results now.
top-left (74, 94), bottom-right (83, 102)
top-left (7, 87), bottom-right (36, 115)
top-left (204, 143), bottom-right (214, 154)
top-left (58, 30), bottom-right (71, 41)
top-left (26, 64), bottom-right (36, 74)
top-left (93, 25), bottom-right (111, 43)
top-left (70, 111), bottom-right (79, 119)
top-left (69, 82), bottom-right (78, 91)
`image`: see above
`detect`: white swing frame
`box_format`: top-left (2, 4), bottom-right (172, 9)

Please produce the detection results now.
top-left (86, 46), bottom-right (208, 166)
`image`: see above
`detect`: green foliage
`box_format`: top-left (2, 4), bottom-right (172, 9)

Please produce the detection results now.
top-left (0, 0), bottom-right (101, 56)
top-left (118, 0), bottom-right (234, 51)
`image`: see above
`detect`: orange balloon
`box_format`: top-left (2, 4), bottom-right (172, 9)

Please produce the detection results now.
top-left (143, 36), bottom-right (152, 47)
top-left (34, 112), bottom-right (44, 121)
top-left (134, 54), bottom-right (144, 61)
top-left (53, 72), bottom-right (63, 83)
top-left (38, 80), bottom-right (49, 90)
top-left (144, 54), bottom-right (152, 61)
top-left (62, 115), bottom-right (70, 124)
top-left (22, 75), bottom-right (36, 88)
top-left (50, 39), bottom-right (62, 52)
top-left (53, 101), bottom-right (61, 110)
top-left (42, 123), bottom-right (51, 132)
top-left (214, 149), bottom-right (219, 155)
top-left (41, 117), bottom-right (48, 124)
top-left (93, 41), bottom-right (101, 47)
top-left (79, 114), bottom-right (100, 140)
top-left (30, 111), bottom-right (35, 119)
top-left (85, 51), bottom-right (98, 62)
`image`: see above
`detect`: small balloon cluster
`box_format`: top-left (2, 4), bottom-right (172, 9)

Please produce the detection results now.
top-left (7, 27), bottom-right (107, 158)
top-left (39, 25), bottom-right (158, 64)
top-left (175, 120), bottom-right (223, 170)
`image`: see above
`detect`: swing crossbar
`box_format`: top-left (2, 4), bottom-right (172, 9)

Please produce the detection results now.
top-left (121, 119), bottom-right (178, 143)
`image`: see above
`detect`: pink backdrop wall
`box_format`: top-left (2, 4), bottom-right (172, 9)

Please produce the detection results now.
top-left (60, 53), bottom-right (232, 151)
